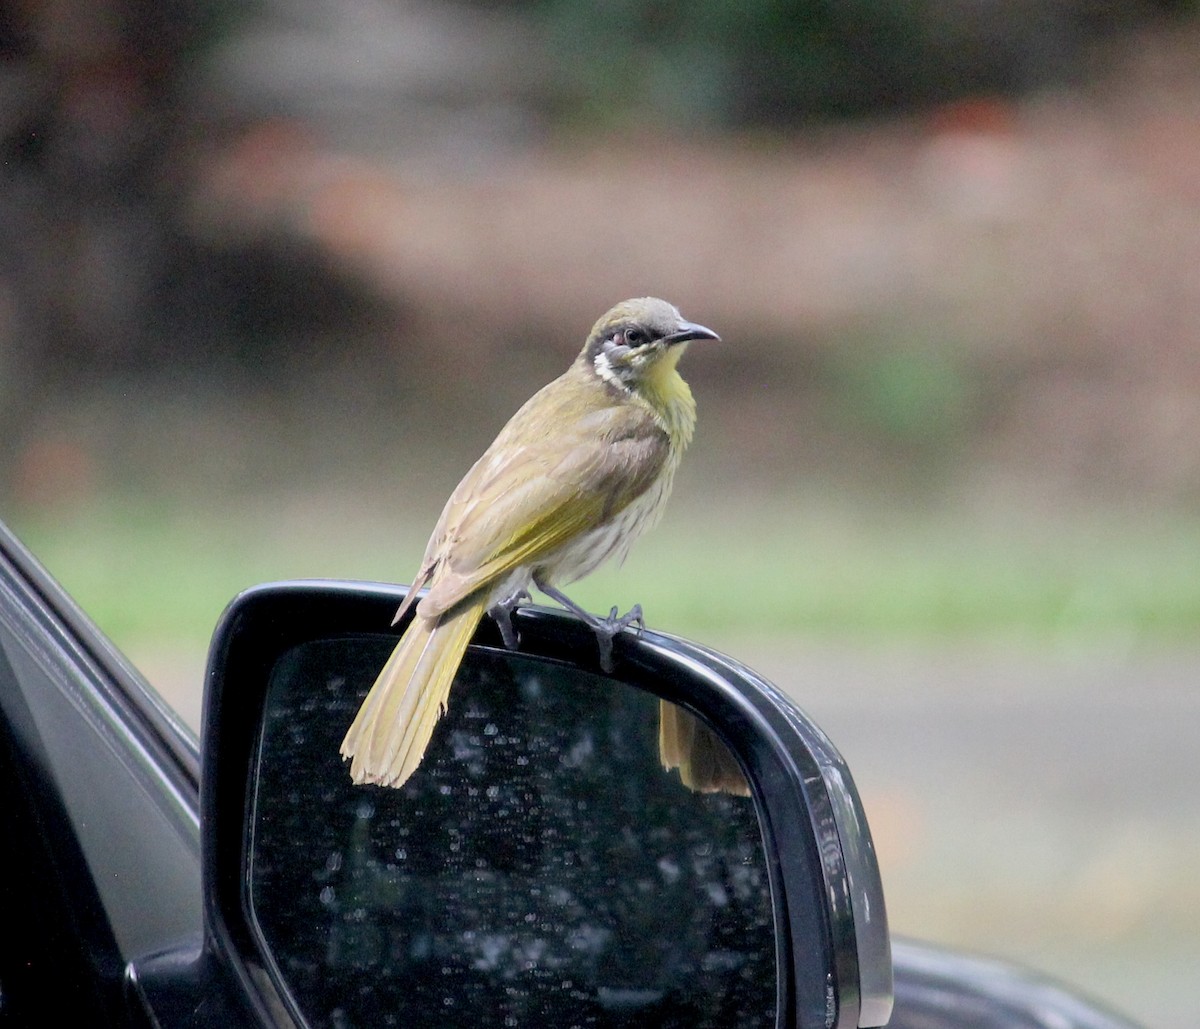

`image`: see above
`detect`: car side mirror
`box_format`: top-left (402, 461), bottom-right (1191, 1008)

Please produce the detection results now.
top-left (200, 581), bottom-right (892, 1028)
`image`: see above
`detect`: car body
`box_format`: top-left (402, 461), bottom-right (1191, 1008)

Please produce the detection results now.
top-left (0, 518), bottom-right (1142, 1028)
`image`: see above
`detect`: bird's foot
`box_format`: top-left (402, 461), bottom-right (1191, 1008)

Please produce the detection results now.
top-left (593, 603), bottom-right (644, 673)
top-left (488, 589), bottom-right (531, 651)
top-left (534, 578), bottom-right (643, 673)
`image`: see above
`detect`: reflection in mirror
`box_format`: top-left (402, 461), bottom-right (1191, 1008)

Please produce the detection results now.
top-left (249, 637), bottom-right (776, 1029)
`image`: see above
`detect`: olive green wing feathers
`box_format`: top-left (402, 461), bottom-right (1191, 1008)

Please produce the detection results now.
top-left (416, 402), bottom-right (670, 617)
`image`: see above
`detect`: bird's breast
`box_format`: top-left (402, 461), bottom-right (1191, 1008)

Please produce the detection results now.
top-left (539, 454), bottom-right (680, 586)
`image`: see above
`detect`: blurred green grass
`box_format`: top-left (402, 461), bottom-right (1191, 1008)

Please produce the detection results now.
top-left (11, 489), bottom-right (1200, 657)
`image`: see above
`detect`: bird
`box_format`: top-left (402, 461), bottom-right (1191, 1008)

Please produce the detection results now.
top-left (340, 296), bottom-right (742, 793)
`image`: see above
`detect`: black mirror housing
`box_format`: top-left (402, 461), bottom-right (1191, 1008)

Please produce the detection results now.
top-left (201, 581), bottom-right (892, 1028)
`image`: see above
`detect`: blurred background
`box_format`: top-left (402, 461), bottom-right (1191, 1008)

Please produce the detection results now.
top-left (3, 0), bottom-right (1199, 1024)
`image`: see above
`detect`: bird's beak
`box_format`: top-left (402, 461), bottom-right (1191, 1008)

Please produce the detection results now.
top-left (663, 321), bottom-right (720, 346)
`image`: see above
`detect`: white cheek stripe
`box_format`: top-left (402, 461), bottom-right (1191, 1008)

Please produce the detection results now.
top-left (593, 351), bottom-right (626, 391)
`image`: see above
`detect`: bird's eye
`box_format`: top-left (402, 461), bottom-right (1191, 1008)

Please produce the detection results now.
top-left (624, 327), bottom-right (647, 346)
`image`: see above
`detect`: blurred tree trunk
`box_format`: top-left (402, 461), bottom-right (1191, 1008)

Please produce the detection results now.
top-left (0, 0), bottom-right (223, 486)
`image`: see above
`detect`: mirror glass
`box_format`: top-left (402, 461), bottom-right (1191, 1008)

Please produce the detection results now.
top-left (248, 636), bottom-right (777, 1028)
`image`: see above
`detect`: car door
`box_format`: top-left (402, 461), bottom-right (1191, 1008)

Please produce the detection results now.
top-left (0, 522), bottom-right (204, 1025)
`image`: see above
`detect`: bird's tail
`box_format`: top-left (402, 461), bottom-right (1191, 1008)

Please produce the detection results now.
top-left (659, 700), bottom-right (750, 797)
top-left (340, 598), bottom-right (486, 788)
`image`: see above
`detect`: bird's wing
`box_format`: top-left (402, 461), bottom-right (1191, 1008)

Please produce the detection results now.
top-left (417, 400), bottom-right (669, 617)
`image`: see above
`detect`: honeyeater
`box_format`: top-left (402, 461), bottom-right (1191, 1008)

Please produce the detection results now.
top-left (340, 296), bottom-right (746, 795)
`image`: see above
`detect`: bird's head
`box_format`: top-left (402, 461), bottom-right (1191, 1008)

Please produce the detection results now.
top-left (581, 297), bottom-right (719, 396)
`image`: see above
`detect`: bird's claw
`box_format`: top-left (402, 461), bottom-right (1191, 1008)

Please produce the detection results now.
top-left (532, 578), bottom-right (645, 673)
top-left (595, 603), bottom-right (644, 673)
top-left (489, 589), bottom-right (532, 651)
top-left (605, 603), bottom-right (644, 634)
